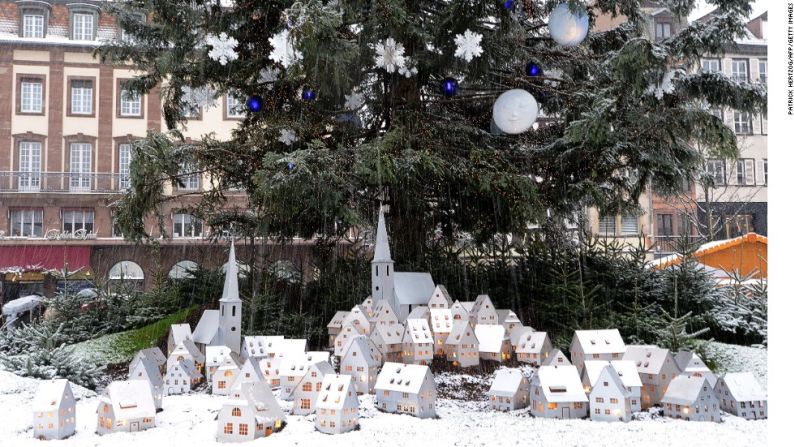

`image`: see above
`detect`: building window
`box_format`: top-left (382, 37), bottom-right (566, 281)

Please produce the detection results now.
top-left (21, 10), bottom-right (45, 38)
top-left (223, 423), bottom-right (233, 434)
top-left (178, 161), bottom-right (200, 190)
top-left (173, 213), bottom-right (202, 238)
top-left (758, 59), bottom-right (767, 83)
top-left (724, 214), bottom-right (754, 238)
top-left (731, 59), bottom-right (748, 83)
top-left (735, 159), bottom-right (755, 185)
top-left (62, 209), bottom-right (94, 233)
top-left (656, 213), bottom-right (673, 236)
top-left (118, 81), bottom-right (142, 117)
top-left (710, 107), bottom-right (724, 122)
top-left (69, 143), bottom-right (92, 191)
top-left (71, 11), bottom-right (95, 41)
top-left (69, 79), bottom-right (93, 115)
top-left (701, 58), bottom-right (721, 74)
top-left (231, 407), bottom-right (241, 417)
top-left (677, 214), bottom-right (692, 236)
top-left (18, 141), bottom-right (42, 191)
top-left (225, 94), bottom-right (246, 119)
top-left (19, 76), bottom-right (44, 114)
top-left (119, 143), bottom-right (132, 190)
top-left (598, 215), bottom-right (616, 235)
top-left (654, 22), bottom-right (671, 41)
top-left (620, 215), bottom-right (639, 235)
top-left (706, 159), bottom-right (726, 186)
top-left (733, 111), bottom-right (752, 135)
top-left (9, 209), bottom-right (43, 237)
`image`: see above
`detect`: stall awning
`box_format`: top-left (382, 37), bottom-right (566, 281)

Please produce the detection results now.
top-left (0, 245), bottom-right (91, 273)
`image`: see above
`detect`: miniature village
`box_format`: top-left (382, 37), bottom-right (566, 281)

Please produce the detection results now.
top-left (25, 208), bottom-right (766, 443)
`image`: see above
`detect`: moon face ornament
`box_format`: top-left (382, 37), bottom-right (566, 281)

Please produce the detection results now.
top-left (492, 89), bottom-right (539, 135)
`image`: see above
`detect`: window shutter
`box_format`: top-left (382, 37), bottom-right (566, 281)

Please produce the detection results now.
top-left (620, 215), bottom-right (639, 235)
top-left (744, 159), bottom-right (755, 185)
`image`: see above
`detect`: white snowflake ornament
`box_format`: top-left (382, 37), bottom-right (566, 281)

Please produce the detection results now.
top-left (269, 30), bottom-right (303, 68)
top-left (454, 29), bottom-right (483, 62)
top-left (205, 32), bottom-right (239, 66)
top-left (646, 69), bottom-right (683, 99)
top-left (374, 38), bottom-right (406, 73)
top-left (344, 90), bottom-right (365, 110)
top-left (279, 129), bottom-right (297, 145)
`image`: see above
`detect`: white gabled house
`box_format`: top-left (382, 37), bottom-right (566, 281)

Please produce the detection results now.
top-left (445, 320), bottom-right (479, 367)
top-left (32, 379), bottom-right (76, 440)
top-left (529, 365), bottom-right (588, 419)
top-left (242, 335), bottom-right (284, 362)
top-left (340, 335), bottom-right (381, 394)
top-left (96, 381), bottom-right (156, 434)
top-left (661, 375), bottom-right (720, 422)
top-left (326, 311), bottom-right (349, 347)
top-left (374, 363), bottom-right (436, 418)
top-left (229, 358), bottom-right (266, 395)
top-left (509, 326), bottom-right (533, 353)
top-left (468, 294), bottom-right (498, 327)
top-left (168, 324), bottom-right (193, 356)
top-left (487, 369), bottom-right (530, 411)
top-left (542, 348), bottom-right (571, 366)
top-left (361, 296), bottom-right (375, 319)
top-left (279, 351), bottom-right (331, 399)
top-left (715, 372), bottom-right (767, 420)
top-left (496, 309), bottom-right (523, 340)
top-left (402, 318), bottom-right (434, 365)
top-left (130, 347), bottom-right (167, 374)
top-left (372, 300), bottom-right (399, 327)
top-left (212, 360), bottom-right (242, 395)
top-left (291, 361), bottom-right (336, 415)
top-left (516, 331), bottom-right (552, 366)
top-left (674, 351), bottom-right (712, 377)
top-left (406, 306), bottom-right (431, 325)
top-left (569, 329), bottom-right (627, 373)
top-left (429, 308), bottom-right (453, 356)
top-left (165, 358), bottom-right (202, 395)
top-left (334, 323), bottom-right (365, 358)
top-left (168, 338), bottom-right (206, 376)
top-left (622, 345), bottom-right (681, 408)
top-left (129, 356), bottom-right (164, 410)
top-left (427, 285), bottom-right (453, 309)
top-left (370, 323), bottom-right (405, 363)
top-left (216, 382), bottom-right (285, 443)
top-left (341, 305), bottom-right (372, 335)
top-left (450, 300), bottom-right (471, 323)
top-left (315, 374), bottom-right (360, 434)
top-left (475, 324), bottom-right (511, 362)
top-left (206, 345), bottom-right (234, 380)
top-left (588, 363), bottom-right (634, 422)
top-left (259, 357), bottom-right (284, 387)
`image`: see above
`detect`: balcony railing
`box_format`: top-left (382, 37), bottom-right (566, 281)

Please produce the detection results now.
top-left (0, 171), bottom-right (129, 193)
top-left (653, 236), bottom-right (707, 255)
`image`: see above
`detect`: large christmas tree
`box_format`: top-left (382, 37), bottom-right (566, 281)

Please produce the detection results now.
top-left (100, 0), bottom-right (765, 262)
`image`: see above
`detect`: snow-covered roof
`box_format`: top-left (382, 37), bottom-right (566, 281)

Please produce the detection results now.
top-left (342, 306), bottom-right (371, 330)
top-left (192, 310), bottom-right (220, 345)
top-left (394, 272), bottom-right (435, 305)
top-left (244, 336), bottom-right (284, 357)
top-left (572, 329), bottom-right (626, 354)
top-left (516, 331), bottom-right (548, 354)
top-left (582, 360), bottom-right (610, 386)
top-left (407, 306), bottom-right (430, 320)
top-left (610, 360), bottom-right (643, 388)
top-left (172, 339), bottom-right (205, 363)
top-left (595, 365), bottom-right (632, 398)
top-left (343, 335), bottom-right (380, 367)
top-left (496, 309), bottom-right (520, 325)
top-left (404, 318), bottom-right (433, 344)
top-left (542, 349), bottom-right (571, 366)
top-left (475, 324), bottom-right (507, 353)
top-left (171, 358), bottom-right (202, 380)
top-left (281, 351), bottom-right (331, 376)
top-left (661, 375), bottom-right (710, 406)
top-left (131, 348), bottom-right (167, 370)
top-left (32, 379), bottom-right (72, 411)
top-left (237, 381), bottom-right (285, 421)
top-left (488, 369), bottom-right (527, 397)
top-left (293, 361), bottom-right (336, 395)
top-left (430, 309), bottom-right (453, 333)
top-left (102, 380), bottom-right (156, 420)
top-left (623, 345), bottom-right (676, 375)
top-left (674, 351), bottom-right (711, 373)
top-left (374, 363), bottom-right (433, 394)
top-left (273, 339), bottom-right (307, 358)
top-left (446, 320), bottom-right (477, 346)
top-left (372, 323), bottom-right (405, 345)
top-left (170, 324), bottom-right (193, 345)
top-left (720, 372), bottom-right (766, 402)
top-left (130, 356), bottom-right (163, 386)
top-left (316, 374), bottom-right (357, 411)
top-left (206, 345), bottom-right (233, 367)
top-left (2, 294), bottom-right (44, 316)
top-left (510, 326), bottom-right (534, 347)
top-left (327, 311), bottom-right (350, 329)
top-left (534, 365), bottom-right (587, 403)
top-left (428, 285), bottom-right (453, 306)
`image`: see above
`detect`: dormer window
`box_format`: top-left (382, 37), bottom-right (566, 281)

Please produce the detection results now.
top-left (21, 8), bottom-right (46, 38)
top-left (69, 6), bottom-right (98, 41)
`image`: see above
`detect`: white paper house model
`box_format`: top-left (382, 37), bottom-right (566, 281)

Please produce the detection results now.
top-left (569, 329), bottom-right (627, 373)
top-left (340, 335), bottom-right (381, 394)
top-left (32, 379), bottom-right (76, 440)
top-left (430, 308), bottom-right (454, 356)
top-left (335, 322), bottom-right (365, 358)
top-left (193, 242), bottom-right (243, 354)
top-left (291, 361), bottom-right (336, 415)
top-left (542, 348), bottom-right (571, 366)
top-left (165, 358), bottom-right (202, 395)
top-left (216, 382), bottom-right (284, 443)
top-left (361, 296), bottom-right (375, 319)
top-left (129, 356), bottom-right (164, 410)
top-left (715, 372), bottom-right (767, 419)
top-left (242, 335), bottom-right (284, 362)
top-left (229, 358), bottom-right (266, 395)
top-left (96, 380), bottom-right (156, 435)
top-left (168, 324), bottom-right (193, 356)
top-left (529, 365), bottom-right (588, 419)
top-left (326, 311), bottom-right (350, 347)
top-left (588, 363), bottom-right (635, 422)
top-left (661, 374), bottom-right (720, 422)
top-left (315, 374), bottom-right (360, 434)
top-left (487, 369), bottom-right (530, 411)
top-left (259, 357), bottom-right (285, 387)
top-left (341, 305), bottom-right (372, 336)
top-left (509, 326), bottom-right (533, 352)
top-left (427, 285), bottom-right (453, 309)
top-left (168, 338), bottom-right (206, 376)
top-left (406, 306), bottom-right (431, 325)
top-left (370, 323), bottom-right (405, 363)
top-left (450, 300), bottom-right (471, 323)
top-left (402, 318), bottom-right (434, 365)
top-left (468, 294), bottom-right (498, 327)
top-left (496, 309), bottom-right (523, 340)
top-left (475, 324), bottom-right (511, 362)
top-left (206, 345), bottom-right (234, 379)
top-left (279, 351), bottom-right (332, 399)
top-left (516, 331), bottom-right (552, 366)
top-left (130, 347), bottom-right (167, 374)
top-left (445, 320), bottom-right (479, 367)
top-left (271, 338), bottom-right (307, 360)
top-left (212, 359), bottom-right (242, 395)
top-left (372, 300), bottom-right (399, 327)
top-left (674, 351), bottom-right (712, 377)
top-left (374, 362), bottom-right (436, 418)
top-left (622, 345), bottom-right (681, 408)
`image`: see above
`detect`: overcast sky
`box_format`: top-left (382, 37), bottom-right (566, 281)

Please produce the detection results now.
top-left (688, 0), bottom-right (768, 22)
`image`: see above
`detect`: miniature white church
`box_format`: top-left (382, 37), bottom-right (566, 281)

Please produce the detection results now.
top-left (194, 242), bottom-right (243, 354)
top-left (371, 205), bottom-right (435, 322)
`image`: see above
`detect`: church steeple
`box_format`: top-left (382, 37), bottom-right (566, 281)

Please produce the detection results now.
top-left (371, 204), bottom-right (396, 312)
top-left (220, 241), bottom-right (241, 303)
top-left (373, 204), bottom-right (393, 262)
top-left (219, 241), bottom-right (241, 353)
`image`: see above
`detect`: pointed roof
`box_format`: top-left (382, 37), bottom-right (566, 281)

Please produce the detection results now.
top-left (594, 364), bottom-right (632, 398)
top-left (543, 349), bottom-right (571, 366)
top-left (719, 372), bottom-right (766, 402)
top-left (488, 368), bottom-right (528, 397)
top-left (661, 375), bottom-right (710, 405)
top-left (373, 204), bottom-right (393, 262)
top-left (446, 320), bottom-right (477, 346)
top-left (220, 242), bottom-right (241, 303)
top-left (32, 379), bottom-right (73, 411)
top-left (316, 374), bottom-right (359, 411)
top-left (130, 356), bottom-right (164, 387)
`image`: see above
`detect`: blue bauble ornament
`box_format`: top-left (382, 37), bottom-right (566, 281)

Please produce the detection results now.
top-left (525, 62), bottom-right (542, 77)
top-left (287, 162), bottom-right (294, 171)
top-left (503, 0), bottom-right (515, 10)
top-left (441, 77), bottom-right (459, 97)
top-left (301, 87), bottom-right (316, 102)
top-left (246, 95), bottom-right (263, 112)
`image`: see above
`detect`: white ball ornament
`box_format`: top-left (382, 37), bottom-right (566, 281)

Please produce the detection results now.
top-left (492, 89), bottom-right (539, 135)
top-left (548, 3), bottom-right (589, 47)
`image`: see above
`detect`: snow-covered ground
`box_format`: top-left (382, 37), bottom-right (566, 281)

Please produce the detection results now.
top-left (1, 358), bottom-right (767, 447)
top-left (703, 341), bottom-right (768, 388)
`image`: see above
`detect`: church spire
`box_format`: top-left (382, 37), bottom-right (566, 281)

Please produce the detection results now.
top-left (373, 204), bottom-right (393, 262)
top-left (220, 241), bottom-right (241, 303)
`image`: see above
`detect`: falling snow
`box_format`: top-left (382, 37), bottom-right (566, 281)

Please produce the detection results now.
top-left (454, 29), bottom-right (484, 62)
